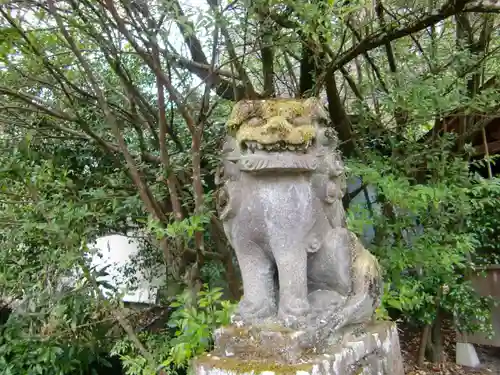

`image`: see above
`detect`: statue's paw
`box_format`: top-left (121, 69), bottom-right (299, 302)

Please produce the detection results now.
top-left (279, 298), bottom-right (310, 316)
top-left (278, 298), bottom-right (310, 329)
top-left (230, 312), bottom-right (245, 327)
top-left (235, 298), bottom-right (277, 324)
top-left (278, 313), bottom-right (308, 329)
top-left (327, 293), bottom-right (373, 330)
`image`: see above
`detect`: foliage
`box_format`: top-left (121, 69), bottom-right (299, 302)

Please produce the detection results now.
top-left (110, 285), bottom-right (236, 375)
top-left (0, 269), bottom-right (120, 375)
top-left (0, 131), bottom-right (125, 374)
top-left (466, 173), bottom-right (500, 265)
top-left (346, 133), bottom-right (496, 339)
top-left (1, 0), bottom-right (500, 369)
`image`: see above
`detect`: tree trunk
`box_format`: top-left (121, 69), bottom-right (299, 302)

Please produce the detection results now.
top-left (426, 286), bottom-right (445, 363)
top-left (429, 311), bottom-right (444, 363)
top-left (418, 324), bottom-right (431, 366)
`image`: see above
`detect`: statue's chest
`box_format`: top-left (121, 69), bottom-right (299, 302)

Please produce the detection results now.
top-left (249, 178), bottom-right (316, 236)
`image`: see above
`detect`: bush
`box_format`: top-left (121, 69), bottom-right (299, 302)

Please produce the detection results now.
top-left (346, 135), bottom-right (496, 360)
top-left (110, 285), bottom-right (236, 375)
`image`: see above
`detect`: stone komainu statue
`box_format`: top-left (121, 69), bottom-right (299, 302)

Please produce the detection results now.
top-left (216, 98), bottom-right (382, 346)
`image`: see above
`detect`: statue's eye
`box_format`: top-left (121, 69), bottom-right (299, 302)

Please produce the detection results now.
top-left (324, 128), bottom-right (335, 139)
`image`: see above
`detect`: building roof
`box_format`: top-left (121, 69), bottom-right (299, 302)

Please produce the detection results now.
top-left (428, 76), bottom-right (500, 157)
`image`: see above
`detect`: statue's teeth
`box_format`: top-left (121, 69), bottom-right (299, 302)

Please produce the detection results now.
top-left (288, 145), bottom-right (296, 151)
top-left (245, 141), bottom-right (258, 153)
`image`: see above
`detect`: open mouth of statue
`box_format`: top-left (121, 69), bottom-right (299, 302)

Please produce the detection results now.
top-left (237, 139), bottom-right (318, 172)
top-left (234, 117), bottom-right (317, 155)
top-left (240, 140), bottom-right (314, 153)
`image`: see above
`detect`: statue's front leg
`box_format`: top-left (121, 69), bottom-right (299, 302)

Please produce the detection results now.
top-left (274, 246), bottom-right (310, 327)
top-left (232, 239), bottom-right (277, 323)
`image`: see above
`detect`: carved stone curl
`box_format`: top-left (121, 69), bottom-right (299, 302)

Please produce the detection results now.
top-left (216, 98), bottom-right (383, 348)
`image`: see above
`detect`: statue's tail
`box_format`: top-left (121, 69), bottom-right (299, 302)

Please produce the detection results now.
top-left (343, 243), bottom-right (383, 323)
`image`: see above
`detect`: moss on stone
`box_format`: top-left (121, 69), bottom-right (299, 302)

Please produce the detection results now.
top-left (226, 98), bottom-right (327, 146)
top-left (350, 233), bottom-right (382, 288)
top-left (235, 123), bottom-right (315, 146)
top-left (219, 322), bottom-right (297, 336)
top-left (226, 99), bottom-right (311, 129)
top-left (197, 355), bottom-right (314, 375)
top-left (218, 325), bottom-right (250, 336)
top-left (254, 322), bottom-right (296, 333)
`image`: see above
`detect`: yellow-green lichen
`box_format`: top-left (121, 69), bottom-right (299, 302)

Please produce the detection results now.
top-left (217, 325), bottom-right (251, 338)
top-left (351, 234), bottom-right (381, 281)
top-left (218, 323), bottom-right (296, 339)
top-left (253, 322), bottom-right (296, 333)
top-left (301, 130), bottom-right (314, 143)
top-left (197, 355), bottom-right (314, 375)
top-left (235, 122), bottom-right (316, 145)
top-left (226, 98), bottom-right (327, 132)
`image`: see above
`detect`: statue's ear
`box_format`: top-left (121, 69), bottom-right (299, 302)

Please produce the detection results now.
top-left (317, 127), bottom-right (339, 148)
top-left (304, 97), bottom-right (329, 123)
top-left (222, 135), bottom-right (237, 153)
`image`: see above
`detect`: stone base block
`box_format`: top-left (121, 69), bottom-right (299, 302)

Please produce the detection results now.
top-left (456, 342), bottom-right (481, 368)
top-left (194, 321), bottom-right (404, 375)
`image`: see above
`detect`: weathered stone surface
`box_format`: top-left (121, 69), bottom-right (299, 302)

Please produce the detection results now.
top-left (194, 321), bottom-right (404, 375)
top-left (196, 98), bottom-right (405, 375)
top-left (215, 98), bottom-right (384, 346)
top-left (213, 324), bottom-right (309, 364)
top-left (456, 342), bottom-right (481, 368)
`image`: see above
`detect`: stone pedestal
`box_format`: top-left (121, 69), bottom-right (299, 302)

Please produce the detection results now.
top-left (194, 321), bottom-right (404, 375)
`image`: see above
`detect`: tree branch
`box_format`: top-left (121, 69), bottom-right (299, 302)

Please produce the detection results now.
top-left (104, 0), bottom-right (198, 135)
top-left (206, 0), bottom-right (257, 99)
top-left (375, 2), bottom-right (408, 131)
top-left (47, 0), bottom-right (166, 224)
top-left (0, 87), bottom-right (76, 122)
top-left (165, 0), bottom-right (251, 100)
top-left (325, 72), bottom-right (356, 157)
top-left (345, 19), bottom-right (388, 93)
top-left (328, 0), bottom-right (474, 73)
top-left (258, 7), bottom-right (275, 97)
